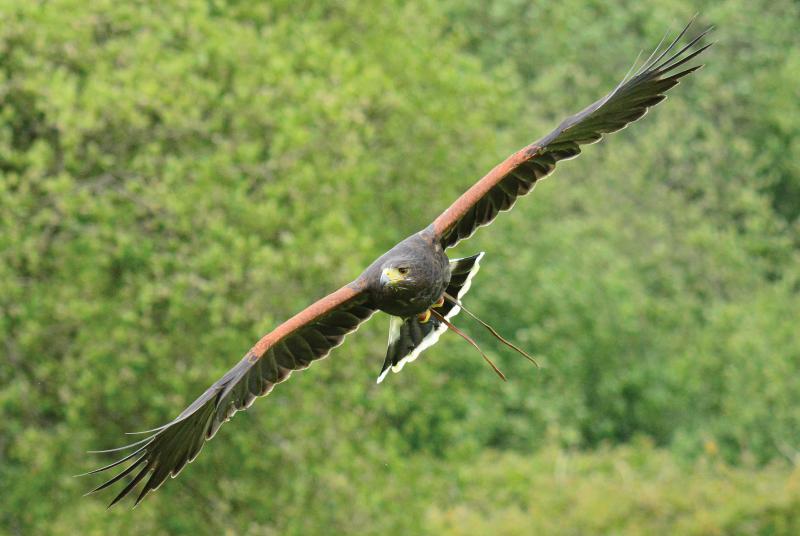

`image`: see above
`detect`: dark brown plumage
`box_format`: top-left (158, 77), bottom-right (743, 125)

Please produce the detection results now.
top-left (85, 19), bottom-right (712, 506)
top-left (366, 227), bottom-right (450, 317)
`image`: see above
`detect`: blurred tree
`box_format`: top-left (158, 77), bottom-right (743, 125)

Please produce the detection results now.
top-left (1, 0), bottom-right (797, 533)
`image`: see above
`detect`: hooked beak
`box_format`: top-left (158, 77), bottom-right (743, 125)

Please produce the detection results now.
top-left (380, 267), bottom-right (405, 287)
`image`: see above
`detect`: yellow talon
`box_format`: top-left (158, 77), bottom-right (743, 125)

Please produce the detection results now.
top-left (417, 309), bottom-right (431, 323)
top-left (432, 296), bottom-right (445, 308)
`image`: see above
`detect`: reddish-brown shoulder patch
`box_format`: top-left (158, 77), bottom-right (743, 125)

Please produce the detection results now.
top-left (432, 146), bottom-right (536, 237)
top-left (248, 283), bottom-right (363, 358)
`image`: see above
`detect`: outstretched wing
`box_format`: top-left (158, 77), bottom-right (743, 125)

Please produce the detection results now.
top-left (84, 281), bottom-right (376, 506)
top-left (432, 19), bottom-right (713, 250)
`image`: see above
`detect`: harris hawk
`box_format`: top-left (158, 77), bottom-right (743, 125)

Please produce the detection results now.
top-left (85, 19), bottom-right (712, 506)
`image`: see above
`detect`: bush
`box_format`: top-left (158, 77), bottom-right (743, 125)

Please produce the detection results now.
top-left (1, 0), bottom-right (797, 533)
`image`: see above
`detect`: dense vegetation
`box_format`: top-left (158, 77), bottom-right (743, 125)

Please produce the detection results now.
top-left (2, 0), bottom-right (798, 533)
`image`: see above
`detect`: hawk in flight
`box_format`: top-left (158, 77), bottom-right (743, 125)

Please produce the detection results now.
top-left (85, 19), bottom-right (712, 506)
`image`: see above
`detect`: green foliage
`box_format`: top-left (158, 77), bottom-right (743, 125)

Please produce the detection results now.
top-left (427, 441), bottom-right (800, 535)
top-left (1, 0), bottom-right (798, 533)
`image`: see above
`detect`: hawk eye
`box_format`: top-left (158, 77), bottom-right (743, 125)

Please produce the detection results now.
top-left (398, 267), bottom-right (409, 274)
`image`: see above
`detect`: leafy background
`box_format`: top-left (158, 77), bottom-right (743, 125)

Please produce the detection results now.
top-left (2, 0), bottom-right (799, 534)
